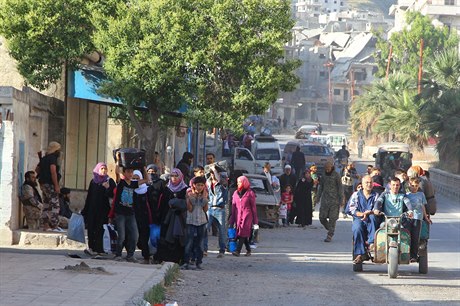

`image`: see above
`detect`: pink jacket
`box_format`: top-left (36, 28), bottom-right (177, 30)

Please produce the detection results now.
top-left (229, 189), bottom-right (258, 238)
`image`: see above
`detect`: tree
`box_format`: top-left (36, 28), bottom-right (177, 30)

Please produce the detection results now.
top-left (0, 0), bottom-right (95, 90)
top-left (375, 12), bottom-right (458, 79)
top-left (350, 73), bottom-right (415, 139)
top-left (91, 0), bottom-right (299, 157)
top-left (421, 48), bottom-right (460, 173)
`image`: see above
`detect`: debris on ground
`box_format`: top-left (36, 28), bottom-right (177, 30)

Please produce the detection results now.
top-left (63, 261), bottom-right (111, 274)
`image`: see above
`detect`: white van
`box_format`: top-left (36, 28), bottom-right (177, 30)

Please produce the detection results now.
top-left (233, 135), bottom-right (283, 175)
top-left (327, 133), bottom-right (349, 152)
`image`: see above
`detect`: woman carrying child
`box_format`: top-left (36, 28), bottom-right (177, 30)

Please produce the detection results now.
top-left (132, 170), bottom-right (152, 264)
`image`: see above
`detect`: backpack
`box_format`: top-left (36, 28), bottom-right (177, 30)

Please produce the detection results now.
top-left (341, 174), bottom-right (353, 186)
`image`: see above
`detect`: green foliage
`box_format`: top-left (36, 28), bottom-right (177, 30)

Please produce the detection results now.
top-left (0, 0), bottom-right (95, 90)
top-left (375, 12), bottom-right (458, 79)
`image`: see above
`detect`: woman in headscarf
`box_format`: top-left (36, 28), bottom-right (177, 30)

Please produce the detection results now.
top-left (82, 162), bottom-right (116, 256)
top-left (294, 169), bottom-right (314, 227)
top-left (229, 176), bottom-right (258, 257)
top-left (153, 168), bottom-right (189, 264)
top-left (132, 170), bottom-right (151, 264)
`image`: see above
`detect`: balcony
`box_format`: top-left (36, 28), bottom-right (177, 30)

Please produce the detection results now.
top-left (419, 4), bottom-right (460, 16)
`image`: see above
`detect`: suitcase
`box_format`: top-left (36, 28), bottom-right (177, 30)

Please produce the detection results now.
top-left (113, 148), bottom-right (146, 168)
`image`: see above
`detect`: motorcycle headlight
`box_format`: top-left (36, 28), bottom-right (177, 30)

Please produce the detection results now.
top-left (387, 218), bottom-right (398, 230)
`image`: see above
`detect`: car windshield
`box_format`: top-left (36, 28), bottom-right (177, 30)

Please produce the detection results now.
top-left (329, 136), bottom-right (345, 146)
top-left (247, 177), bottom-right (270, 193)
top-left (255, 148), bottom-right (280, 160)
top-left (301, 145), bottom-right (329, 156)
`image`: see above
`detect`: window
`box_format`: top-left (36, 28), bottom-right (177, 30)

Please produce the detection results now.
top-left (343, 89), bottom-right (349, 101)
top-left (445, 0), bottom-right (454, 5)
top-left (255, 149), bottom-right (280, 160)
top-left (320, 71), bottom-right (326, 77)
top-left (334, 89), bottom-right (341, 95)
top-left (319, 53), bottom-right (326, 58)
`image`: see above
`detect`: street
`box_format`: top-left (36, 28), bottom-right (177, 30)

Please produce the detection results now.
top-left (168, 134), bottom-right (460, 306)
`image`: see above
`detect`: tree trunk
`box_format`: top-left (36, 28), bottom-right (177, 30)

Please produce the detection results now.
top-left (126, 105), bottom-right (160, 165)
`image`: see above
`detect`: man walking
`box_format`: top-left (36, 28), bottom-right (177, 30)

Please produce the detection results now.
top-left (290, 146), bottom-right (306, 180)
top-left (316, 162), bottom-right (343, 242)
top-left (357, 136), bottom-right (365, 159)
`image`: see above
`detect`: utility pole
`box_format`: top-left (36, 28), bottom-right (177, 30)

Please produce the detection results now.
top-left (324, 61), bottom-right (334, 128)
top-left (418, 39), bottom-right (424, 94)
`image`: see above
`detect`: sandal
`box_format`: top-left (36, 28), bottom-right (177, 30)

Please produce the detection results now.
top-left (353, 255), bottom-right (363, 264)
top-left (324, 234), bottom-right (333, 242)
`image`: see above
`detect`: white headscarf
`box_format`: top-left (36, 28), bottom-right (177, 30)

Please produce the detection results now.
top-left (133, 170), bottom-right (148, 195)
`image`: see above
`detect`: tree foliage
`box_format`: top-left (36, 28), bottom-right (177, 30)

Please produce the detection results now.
top-left (0, 0), bottom-right (299, 158)
top-left (0, 0), bottom-right (95, 90)
top-left (375, 12), bottom-right (458, 79)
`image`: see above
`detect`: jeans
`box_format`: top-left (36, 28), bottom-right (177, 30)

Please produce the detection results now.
top-left (409, 219), bottom-right (422, 259)
top-left (204, 207), bottom-right (227, 253)
top-left (184, 224), bottom-right (206, 265)
top-left (114, 214), bottom-right (139, 258)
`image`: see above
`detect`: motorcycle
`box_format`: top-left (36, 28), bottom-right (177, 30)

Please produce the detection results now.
top-left (352, 213), bottom-right (429, 278)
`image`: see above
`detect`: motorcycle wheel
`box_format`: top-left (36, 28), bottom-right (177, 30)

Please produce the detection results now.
top-left (353, 262), bottom-right (363, 272)
top-left (418, 240), bottom-right (428, 274)
top-left (388, 247), bottom-right (399, 278)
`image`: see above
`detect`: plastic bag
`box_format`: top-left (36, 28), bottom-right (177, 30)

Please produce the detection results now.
top-left (103, 224), bottom-right (118, 253)
top-left (67, 213), bottom-right (85, 243)
top-left (149, 223), bottom-right (161, 249)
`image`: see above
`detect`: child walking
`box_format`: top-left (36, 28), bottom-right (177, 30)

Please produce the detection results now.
top-left (279, 202), bottom-right (288, 226)
top-left (109, 166), bottom-right (148, 262)
top-left (280, 185), bottom-right (294, 226)
top-left (183, 176), bottom-right (208, 270)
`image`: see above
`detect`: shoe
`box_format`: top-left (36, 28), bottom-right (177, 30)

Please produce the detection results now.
top-left (181, 263), bottom-right (190, 270)
top-left (113, 256), bottom-right (123, 262)
top-left (203, 251), bottom-right (208, 257)
top-left (217, 253), bottom-right (224, 258)
top-left (245, 251), bottom-right (251, 257)
top-left (249, 243), bottom-right (257, 249)
top-left (84, 249), bottom-right (94, 256)
top-left (126, 257), bottom-right (138, 263)
top-left (196, 264), bottom-right (203, 270)
top-left (141, 258), bottom-right (150, 264)
top-left (353, 255), bottom-right (363, 264)
top-left (324, 234), bottom-right (332, 242)
top-left (190, 259), bottom-right (196, 265)
top-left (232, 251), bottom-right (240, 257)
top-left (410, 258), bottom-right (418, 263)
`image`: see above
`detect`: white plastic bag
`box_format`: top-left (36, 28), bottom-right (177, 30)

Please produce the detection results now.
top-left (67, 213), bottom-right (85, 243)
top-left (102, 224), bottom-right (111, 253)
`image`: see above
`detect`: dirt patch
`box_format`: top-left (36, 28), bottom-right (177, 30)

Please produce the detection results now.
top-left (62, 261), bottom-right (112, 275)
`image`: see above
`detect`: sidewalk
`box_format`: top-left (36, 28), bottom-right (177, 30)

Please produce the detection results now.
top-left (0, 245), bottom-right (174, 306)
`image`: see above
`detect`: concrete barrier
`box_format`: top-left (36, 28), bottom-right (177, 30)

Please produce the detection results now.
top-left (429, 168), bottom-right (460, 203)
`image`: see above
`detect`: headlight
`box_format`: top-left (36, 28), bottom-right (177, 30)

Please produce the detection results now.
top-left (387, 218), bottom-right (398, 230)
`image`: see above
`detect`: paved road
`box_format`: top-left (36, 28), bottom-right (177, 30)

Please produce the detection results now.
top-left (169, 134), bottom-right (460, 306)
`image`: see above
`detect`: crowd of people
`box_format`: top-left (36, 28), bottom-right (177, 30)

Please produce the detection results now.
top-left (20, 140), bottom-right (436, 268)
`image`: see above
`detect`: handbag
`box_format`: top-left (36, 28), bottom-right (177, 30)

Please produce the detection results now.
top-left (67, 212), bottom-right (85, 243)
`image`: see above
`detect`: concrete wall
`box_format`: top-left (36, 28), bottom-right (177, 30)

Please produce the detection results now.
top-left (429, 168), bottom-right (460, 203)
top-left (0, 86), bottom-right (65, 244)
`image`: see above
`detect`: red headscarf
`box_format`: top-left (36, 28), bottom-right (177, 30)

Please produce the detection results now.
top-left (410, 165), bottom-right (425, 176)
top-left (237, 176), bottom-right (250, 192)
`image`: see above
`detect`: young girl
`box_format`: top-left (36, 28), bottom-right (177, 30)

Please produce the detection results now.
top-left (183, 176), bottom-right (208, 270)
top-left (280, 185), bottom-right (294, 226)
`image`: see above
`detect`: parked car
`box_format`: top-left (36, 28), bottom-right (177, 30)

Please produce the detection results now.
top-left (283, 140), bottom-right (334, 172)
top-left (228, 173), bottom-right (279, 228)
top-left (307, 134), bottom-right (329, 146)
